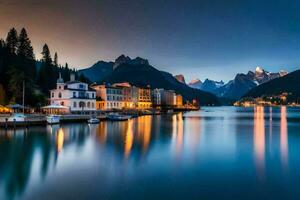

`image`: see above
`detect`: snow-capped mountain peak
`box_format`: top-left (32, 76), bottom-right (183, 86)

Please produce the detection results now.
top-left (255, 66), bottom-right (264, 74)
top-left (188, 79), bottom-right (202, 89)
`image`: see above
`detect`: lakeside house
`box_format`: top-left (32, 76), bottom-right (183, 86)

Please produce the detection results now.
top-left (91, 82), bottom-right (152, 110)
top-left (49, 74), bottom-right (96, 112)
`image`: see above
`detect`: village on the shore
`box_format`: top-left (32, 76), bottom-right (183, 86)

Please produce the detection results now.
top-left (0, 73), bottom-right (199, 127)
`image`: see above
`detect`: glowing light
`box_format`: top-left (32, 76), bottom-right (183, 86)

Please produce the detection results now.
top-left (137, 116), bottom-right (152, 152)
top-left (57, 128), bottom-right (64, 153)
top-left (253, 106), bottom-right (265, 179)
top-left (124, 120), bottom-right (134, 158)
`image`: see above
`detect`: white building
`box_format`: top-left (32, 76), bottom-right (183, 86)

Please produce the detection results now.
top-left (50, 74), bottom-right (96, 112)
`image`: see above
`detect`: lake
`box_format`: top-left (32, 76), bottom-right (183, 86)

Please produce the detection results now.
top-left (1, 106), bottom-right (300, 200)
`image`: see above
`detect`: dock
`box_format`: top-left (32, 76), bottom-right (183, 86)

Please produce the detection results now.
top-left (0, 114), bottom-right (107, 128)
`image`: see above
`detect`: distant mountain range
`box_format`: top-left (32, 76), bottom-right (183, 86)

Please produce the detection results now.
top-left (79, 56), bottom-right (293, 104)
top-left (188, 67), bottom-right (288, 100)
top-left (78, 55), bottom-right (219, 105)
top-left (243, 69), bottom-right (300, 101)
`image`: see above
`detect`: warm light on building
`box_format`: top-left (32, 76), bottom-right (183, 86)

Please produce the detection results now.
top-left (0, 105), bottom-right (12, 113)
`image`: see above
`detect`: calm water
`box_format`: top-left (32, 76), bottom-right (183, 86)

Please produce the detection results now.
top-left (1, 106), bottom-right (300, 200)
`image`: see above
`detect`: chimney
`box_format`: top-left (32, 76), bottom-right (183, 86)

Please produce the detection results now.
top-left (70, 73), bottom-right (75, 81)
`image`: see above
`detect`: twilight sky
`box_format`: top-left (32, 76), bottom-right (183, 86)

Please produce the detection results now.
top-left (1, 0), bottom-right (300, 82)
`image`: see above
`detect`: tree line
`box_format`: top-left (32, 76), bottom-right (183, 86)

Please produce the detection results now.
top-left (0, 28), bottom-right (89, 107)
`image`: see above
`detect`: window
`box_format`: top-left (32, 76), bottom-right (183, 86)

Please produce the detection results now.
top-left (73, 92), bottom-right (76, 98)
top-left (92, 93), bottom-right (95, 98)
top-left (92, 102), bottom-right (94, 108)
top-left (79, 101), bottom-right (85, 108)
top-left (58, 92), bottom-right (62, 98)
top-left (73, 102), bottom-right (77, 108)
top-left (61, 102), bottom-right (64, 106)
top-left (51, 92), bottom-right (54, 98)
top-left (87, 102), bottom-right (90, 108)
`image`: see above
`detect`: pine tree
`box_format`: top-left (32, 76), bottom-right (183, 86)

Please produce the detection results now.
top-left (41, 44), bottom-right (52, 64)
top-left (17, 28), bottom-right (35, 60)
top-left (7, 66), bottom-right (25, 103)
top-left (54, 52), bottom-right (58, 67)
top-left (6, 28), bottom-right (18, 54)
top-left (38, 44), bottom-right (57, 94)
top-left (17, 28), bottom-right (36, 78)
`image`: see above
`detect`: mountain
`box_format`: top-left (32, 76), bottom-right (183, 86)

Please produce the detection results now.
top-left (78, 61), bottom-right (114, 82)
top-left (174, 74), bottom-right (186, 84)
top-left (243, 69), bottom-right (300, 101)
top-left (188, 78), bottom-right (223, 93)
top-left (200, 79), bottom-right (224, 93)
top-left (189, 67), bottom-right (288, 100)
top-left (98, 56), bottom-right (219, 105)
top-left (113, 54), bottom-right (149, 70)
top-left (216, 74), bottom-right (257, 99)
top-left (247, 66), bottom-right (287, 84)
top-left (189, 79), bottom-right (202, 89)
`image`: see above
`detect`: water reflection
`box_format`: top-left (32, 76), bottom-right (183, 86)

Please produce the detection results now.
top-left (136, 116), bottom-right (152, 153)
top-left (0, 108), bottom-right (299, 200)
top-left (253, 106), bottom-right (265, 179)
top-left (172, 113), bottom-right (184, 157)
top-left (124, 119), bottom-right (134, 158)
top-left (56, 128), bottom-right (64, 153)
top-left (96, 122), bottom-right (107, 144)
top-left (280, 106), bottom-right (288, 170)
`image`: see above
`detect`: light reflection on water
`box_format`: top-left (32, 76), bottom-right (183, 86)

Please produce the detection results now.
top-left (1, 107), bottom-right (300, 200)
top-left (254, 106), bottom-right (265, 179)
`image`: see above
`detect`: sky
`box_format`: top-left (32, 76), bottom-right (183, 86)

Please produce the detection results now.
top-left (0, 0), bottom-right (300, 82)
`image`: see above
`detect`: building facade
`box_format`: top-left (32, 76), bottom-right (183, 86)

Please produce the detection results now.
top-left (92, 84), bottom-right (127, 110)
top-left (92, 83), bottom-right (152, 110)
top-left (152, 89), bottom-right (176, 107)
top-left (175, 94), bottom-right (183, 107)
top-left (132, 86), bottom-right (152, 109)
top-left (50, 74), bottom-right (96, 112)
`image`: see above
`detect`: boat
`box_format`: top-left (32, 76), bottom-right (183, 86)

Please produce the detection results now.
top-left (107, 113), bottom-right (131, 121)
top-left (8, 113), bottom-right (26, 122)
top-left (46, 115), bottom-right (61, 124)
top-left (88, 117), bottom-right (100, 124)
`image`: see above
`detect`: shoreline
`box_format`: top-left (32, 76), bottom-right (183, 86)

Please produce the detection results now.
top-left (0, 107), bottom-right (199, 128)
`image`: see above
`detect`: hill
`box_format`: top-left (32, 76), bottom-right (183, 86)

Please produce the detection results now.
top-left (243, 69), bottom-right (300, 101)
top-left (78, 61), bottom-right (113, 82)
